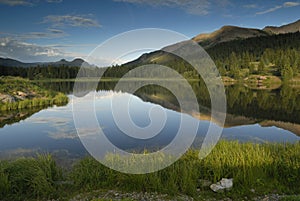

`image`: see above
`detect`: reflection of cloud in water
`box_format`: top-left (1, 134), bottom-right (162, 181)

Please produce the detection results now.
top-left (0, 148), bottom-right (84, 168)
top-left (27, 117), bottom-right (70, 127)
top-left (0, 148), bottom-right (40, 159)
top-left (95, 90), bottom-right (124, 99)
top-left (77, 127), bottom-right (100, 138)
top-left (27, 116), bottom-right (77, 140)
top-left (47, 126), bottom-right (77, 139)
top-left (47, 126), bottom-right (103, 140)
top-left (73, 90), bottom-right (129, 101)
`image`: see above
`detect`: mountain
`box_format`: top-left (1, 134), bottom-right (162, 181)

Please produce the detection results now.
top-left (192, 25), bottom-right (269, 48)
top-left (0, 58), bottom-right (37, 68)
top-left (263, 19), bottom-right (300, 34)
top-left (120, 19), bottom-right (300, 81)
top-left (0, 58), bottom-right (92, 68)
top-left (192, 19), bottom-right (300, 48)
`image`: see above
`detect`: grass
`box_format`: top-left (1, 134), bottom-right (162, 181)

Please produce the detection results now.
top-left (280, 195), bottom-right (300, 201)
top-left (0, 76), bottom-right (68, 111)
top-left (0, 141), bottom-right (299, 200)
top-left (0, 154), bottom-right (62, 200)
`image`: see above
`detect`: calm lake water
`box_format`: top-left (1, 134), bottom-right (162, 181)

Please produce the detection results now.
top-left (0, 81), bottom-right (299, 162)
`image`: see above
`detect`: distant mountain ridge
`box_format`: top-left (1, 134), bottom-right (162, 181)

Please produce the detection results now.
top-left (192, 26), bottom-right (268, 48)
top-left (263, 19), bottom-right (300, 34)
top-left (0, 58), bottom-right (92, 68)
top-left (193, 19), bottom-right (300, 48)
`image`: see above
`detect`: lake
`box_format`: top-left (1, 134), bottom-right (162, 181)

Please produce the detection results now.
top-left (0, 81), bottom-right (299, 164)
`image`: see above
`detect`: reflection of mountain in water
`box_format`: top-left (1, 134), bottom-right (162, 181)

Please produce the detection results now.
top-left (132, 82), bottom-right (300, 137)
top-left (2, 81), bottom-right (300, 137)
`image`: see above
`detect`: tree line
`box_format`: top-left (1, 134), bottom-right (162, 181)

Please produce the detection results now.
top-left (207, 32), bottom-right (300, 80)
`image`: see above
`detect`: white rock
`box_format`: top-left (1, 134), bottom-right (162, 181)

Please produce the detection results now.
top-left (220, 178), bottom-right (233, 189)
top-left (210, 183), bottom-right (225, 192)
top-left (210, 178), bottom-right (233, 192)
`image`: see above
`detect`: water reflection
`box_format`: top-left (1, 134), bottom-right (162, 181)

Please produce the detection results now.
top-left (0, 81), bottom-right (299, 162)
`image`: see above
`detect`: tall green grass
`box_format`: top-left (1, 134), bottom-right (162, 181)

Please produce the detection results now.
top-left (70, 141), bottom-right (300, 196)
top-left (0, 92), bottom-right (68, 111)
top-left (0, 76), bottom-right (69, 111)
top-left (200, 141), bottom-right (300, 194)
top-left (0, 141), bottom-right (299, 200)
top-left (0, 154), bottom-right (62, 200)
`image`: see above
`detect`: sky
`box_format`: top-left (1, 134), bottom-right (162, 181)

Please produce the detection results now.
top-left (0, 0), bottom-right (300, 64)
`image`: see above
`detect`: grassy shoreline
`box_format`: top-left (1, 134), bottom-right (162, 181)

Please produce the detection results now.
top-left (0, 76), bottom-right (68, 111)
top-left (0, 140), bottom-right (299, 200)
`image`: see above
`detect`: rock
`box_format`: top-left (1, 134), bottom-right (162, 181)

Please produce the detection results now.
top-left (14, 95), bottom-right (25, 100)
top-left (0, 93), bottom-right (16, 103)
top-left (210, 178), bottom-right (233, 192)
top-left (16, 91), bottom-right (27, 97)
top-left (199, 179), bottom-right (212, 187)
top-left (220, 178), bottom-right (233, 188)
top-left (262, 196), bottom-right (269, 201)
top-left (210, 183), bottom-right (225, 192)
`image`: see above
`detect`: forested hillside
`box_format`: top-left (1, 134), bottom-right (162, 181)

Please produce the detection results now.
top-left (207, 32), bottom-right (300, 80)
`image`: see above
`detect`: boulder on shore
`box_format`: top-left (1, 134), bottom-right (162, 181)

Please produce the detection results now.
top-left (210, 178), bottom-right (233, 192)
top-left (0, 93), bottom-right (16, 103)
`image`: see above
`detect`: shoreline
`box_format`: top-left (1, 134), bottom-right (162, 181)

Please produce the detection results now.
top-left (0, 140), bottom-right (299, 200)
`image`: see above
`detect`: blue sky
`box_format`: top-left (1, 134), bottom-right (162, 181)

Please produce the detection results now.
top-left (0, 0), bottom-right (300, 63)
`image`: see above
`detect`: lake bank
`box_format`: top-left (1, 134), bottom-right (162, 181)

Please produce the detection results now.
top-left (0, 77), bottom-right (68, 111)
top-left (0, 140), bottom-right (299, 201)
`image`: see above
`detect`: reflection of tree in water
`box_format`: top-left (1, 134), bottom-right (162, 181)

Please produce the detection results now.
top-left (0, 107), bottom-right (45, 128)
top-left (126, 81), bottom-right (300, 125)
top-left (225, 84), bottom-right (300, 124)
top-left (35, 81), bottom-right (300, 125)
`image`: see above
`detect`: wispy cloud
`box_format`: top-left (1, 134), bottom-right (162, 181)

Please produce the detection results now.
top-left (0, 29), bottom-right (67, 40)
top-left (23, 29), bottom-right (68, 39)
top-left (43, 14), bottom-right (101, 28)
top-left (0, 0), bottom-right (63, 6)
top-left (0, 0), bottom-right (33, 6)
top-left (256, 5), bottom-right (282, 15)
top-left (243, 4), bottom-right (257, 8)
top-left (256, 1), bottom-right (300, 15)
top-left (114, 0), bottom-right (212, 15)
top-left (46, 0), bottom-right (63, 3)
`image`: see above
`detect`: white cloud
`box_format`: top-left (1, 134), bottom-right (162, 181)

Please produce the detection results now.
top-left (46, 0), bottom-right (63, 3)
top-left (243, 4), bottom-right (257, 8)
top-left (114, 0), bottom-right (212, 15)
top-left (0, 0), bottom-right (33, 6)
top-left (256, 5), bottom-right (282, 15)
top-left (34, 49), bottom-right (61, 57)
top-left (0, 0), bottom-right (64, 6)
top-left (43, 14), bottom-right (101, 28)
top-left (283, 1), bottom-right (300, 7)
top-left (256, 1), bottom-right (300, 15)
top-left (22, 29), bottom-right (68, 39)
top-left (0, 29), bottom-right (67, 40)
top-left (0, 37), bottom-right (75, 62)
